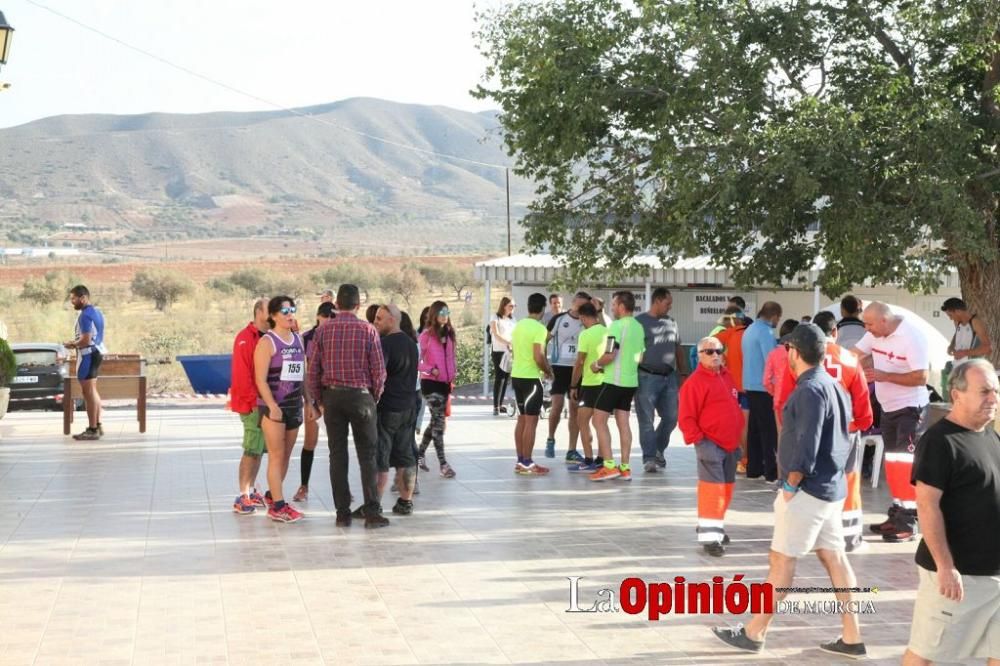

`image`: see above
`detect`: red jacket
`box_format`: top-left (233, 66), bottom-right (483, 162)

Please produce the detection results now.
top-left (774, 342), bottom-right (873, 433)
top-left (678, 365), bottom-right (744, 451)
top-left (230, 322), bottom-right (261, 414)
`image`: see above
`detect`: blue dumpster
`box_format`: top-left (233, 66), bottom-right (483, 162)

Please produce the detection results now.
top-left (176, 354), bottom-right (232, 395)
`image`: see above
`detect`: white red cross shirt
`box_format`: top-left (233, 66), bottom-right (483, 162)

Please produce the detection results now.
top-left (853, 316), bottom-right (930, 413)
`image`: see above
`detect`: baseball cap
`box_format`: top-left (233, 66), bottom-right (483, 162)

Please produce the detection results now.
top-left (784, 323), bottom-right (825, 356)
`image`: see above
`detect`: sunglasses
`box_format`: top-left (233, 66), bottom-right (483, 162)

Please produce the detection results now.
top-left (438, 309), bottom-right (451, 317)
top-left (699, 349), bottom-right (724, 356)
top-left (279, 306), bottom-right (297, 316)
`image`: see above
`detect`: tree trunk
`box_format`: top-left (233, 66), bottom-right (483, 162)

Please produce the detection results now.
top-left (956, 257), bottom-right (1000, 366)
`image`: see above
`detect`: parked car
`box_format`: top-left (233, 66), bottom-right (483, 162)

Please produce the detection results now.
top-left (8, 343), bottom-right (80, 411)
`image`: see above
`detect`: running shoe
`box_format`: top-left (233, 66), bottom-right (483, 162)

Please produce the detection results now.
top-left (711, 624), bottom-right (763, 653)
top-left (568, 461), bottom-right (599, 473)
top-left (544, 438), bottom-right (556, 458)
top-left (565, 450), bottom-right (585, 464)
top-left (515, 462), bottom-right (534, 475)
top-left (268, 504), bottom-right (303, 523)
top-left (589, 465), bottom-right (621, 482)
top-left (232, 495), bottom-right (256, 515)
top-left (293, 485), bottom-right (308, 502)
top-left (249, 490), bottom-right (267, 508)
top-left (262, 492), bottom-right (275, 509)
top-left (703, 542), bottom-right (725, 557)
top-left (440, 463), bottom-right (456, 478)
top-left (819, 637), bottom-right (867, 660)
top-left (643, 461), bottom-right (658, 473)
top-left (72, 427), bottom-right (100, 441)
top-left (392, 499), bottom-right (413, 515)
top-left (529, 463), bottom-right (550, 475)
top-left (618, 466), bottom-right (632, 481)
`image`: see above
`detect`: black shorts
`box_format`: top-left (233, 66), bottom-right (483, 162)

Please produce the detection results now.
top-left (258, 404), bottom-right (303, 430)
top-left (377, 408), bottom-right (417, 471)
top-left (577, 385), bottom-right (602, 409)
top-left (77, 349), bottom-right (102, 380)
top-left (550, 366), bottom-right (574, 395)
top-left (512, 378), bottom-right (544, 416)
top-left (594, 384), bottom-right (637, 414)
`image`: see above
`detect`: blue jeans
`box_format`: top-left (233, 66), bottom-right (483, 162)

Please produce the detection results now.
top-left (635, 372), bottom-right (679, 462)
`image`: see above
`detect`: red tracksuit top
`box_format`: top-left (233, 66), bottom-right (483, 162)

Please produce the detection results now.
top-left (678, 364), bottom-right (744, 451)
top-left (230, 322), bottom-right (261, 414)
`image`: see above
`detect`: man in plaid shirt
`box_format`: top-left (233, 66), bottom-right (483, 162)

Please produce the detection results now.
top-left (307, 283), bottom-right (388, 528)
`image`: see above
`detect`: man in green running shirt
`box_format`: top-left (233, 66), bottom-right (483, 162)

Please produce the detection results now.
top-left (589, 291), bottom-right (645, 482)
top-left (509, 292), bottom-right (555, 475)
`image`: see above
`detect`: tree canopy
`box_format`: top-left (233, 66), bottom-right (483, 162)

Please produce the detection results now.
top-left (474, 0), bottom-right (1000, 304)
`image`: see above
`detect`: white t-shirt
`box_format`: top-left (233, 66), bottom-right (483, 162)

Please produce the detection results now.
top-left (490, 314), bottom-right (517, 352)
top-left (853, 317), bottom-right (930, 412)
top-left (547, 311), bottom-right (585, 366)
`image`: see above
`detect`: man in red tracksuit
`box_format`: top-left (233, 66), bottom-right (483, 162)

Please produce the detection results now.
top-left (679, 336), bottom-right (745, 557)
top-left (774, 311), bottom-right (874, 551)
top-left (231, 298), bottom-right (270, 514)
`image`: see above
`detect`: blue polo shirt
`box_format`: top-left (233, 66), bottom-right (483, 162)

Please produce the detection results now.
top-left (741, 319), bottom-right (776, 392)
top-left (778, 366), bottom-right (853, 502)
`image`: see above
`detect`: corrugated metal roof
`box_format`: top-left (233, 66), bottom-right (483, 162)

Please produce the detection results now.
top-left (474, 253), bottom-right (959, 290)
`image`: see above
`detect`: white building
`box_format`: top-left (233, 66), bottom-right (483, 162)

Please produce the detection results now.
top-left (474, 253), bottom-right (962, 393)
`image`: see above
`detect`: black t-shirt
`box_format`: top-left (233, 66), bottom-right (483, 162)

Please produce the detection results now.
top-left (911, 418), bottom-right (1000, 575)
top-left (378, 332), bottom-right (418, 413)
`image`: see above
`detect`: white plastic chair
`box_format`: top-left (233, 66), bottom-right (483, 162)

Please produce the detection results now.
top-left (864, 434), bottom-right (884, 489)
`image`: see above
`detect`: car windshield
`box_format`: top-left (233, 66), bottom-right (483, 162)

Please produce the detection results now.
top-left (15, 350), bottom-right (58, 368)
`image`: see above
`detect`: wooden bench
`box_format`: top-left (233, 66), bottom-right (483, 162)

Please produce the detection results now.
top-left (64, 354), bottom-right (147, 435)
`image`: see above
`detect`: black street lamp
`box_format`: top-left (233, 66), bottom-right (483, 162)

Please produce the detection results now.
top-left (0, 11), bottom-right (14, 67)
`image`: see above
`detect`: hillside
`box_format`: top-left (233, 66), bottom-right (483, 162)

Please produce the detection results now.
top-left (0, 98), bottom-right (532, 255)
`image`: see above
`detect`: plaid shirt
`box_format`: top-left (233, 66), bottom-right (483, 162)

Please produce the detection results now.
top-left (307, 311), bottom-right (386, 401)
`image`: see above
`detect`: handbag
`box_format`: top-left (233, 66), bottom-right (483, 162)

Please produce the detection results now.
top-left (500, 349), bottom-right (513, 374)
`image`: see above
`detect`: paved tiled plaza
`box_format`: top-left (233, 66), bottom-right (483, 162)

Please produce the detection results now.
top-left (0, 404), bottom-right (930, 665)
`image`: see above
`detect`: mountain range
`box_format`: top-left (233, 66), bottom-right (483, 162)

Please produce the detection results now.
top-left (0, 98), bottom-right (532, 255)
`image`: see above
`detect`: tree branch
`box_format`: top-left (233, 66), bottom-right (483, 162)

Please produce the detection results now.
top-left (850, 2), bottom-right (915, 79)
top-left (742, 0), bottom-right (809, 97)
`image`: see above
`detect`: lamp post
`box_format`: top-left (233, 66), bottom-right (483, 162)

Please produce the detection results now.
top-left (0, 11), bottom-right (14, 68)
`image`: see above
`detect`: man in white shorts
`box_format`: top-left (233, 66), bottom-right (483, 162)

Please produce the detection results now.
top-left (712, 324), bottom-right (866, 659)
top-left (904, 359), bottom-right (1000, 665)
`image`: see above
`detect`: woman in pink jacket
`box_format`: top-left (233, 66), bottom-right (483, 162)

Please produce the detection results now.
top-left (418, 300), bottom-right (458, 478)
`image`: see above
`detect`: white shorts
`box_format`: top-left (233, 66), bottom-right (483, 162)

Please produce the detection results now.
top-left (908, 565), bottom-right (1000, 661)
top-left (771, 490), bottom-right (843, 558)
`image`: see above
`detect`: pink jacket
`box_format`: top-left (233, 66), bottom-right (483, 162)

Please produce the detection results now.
top-left (418, 329), bottom-right (457, 383)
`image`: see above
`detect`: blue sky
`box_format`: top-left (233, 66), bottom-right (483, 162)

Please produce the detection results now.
top-left (0, 0), bottom-right (504, 128)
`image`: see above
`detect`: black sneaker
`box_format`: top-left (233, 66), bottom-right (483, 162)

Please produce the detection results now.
top-left (711, 625), bottom-right (763, 653)
top-left (703, 542), bottom-right (726, 557)
top-left (654, 452), bottom-right (666, 468)
top-left (335, 513), bottom-right (352, 527)
top-left (882, 530), bottom-right (918, 543)
top-left (819, 637), bottom-right (867, 660)
top-left (365, 514), bottom-right (390, 529)
top-left (72, 427), bottom-right (100, 441)
top-left (392, 499), bottom-right (413, 515)
top-left (869, 518), bottom-right (895, 534)
top-left (350, 506), bottom-right (367, 519)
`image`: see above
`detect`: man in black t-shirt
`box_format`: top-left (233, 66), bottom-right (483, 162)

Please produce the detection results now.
top-left (374, 304), bottom-right (419, 516)
top-left (905, 359), bottom-right (1000, 664)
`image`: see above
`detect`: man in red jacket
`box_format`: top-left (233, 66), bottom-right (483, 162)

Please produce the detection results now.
top-left (774, 311), bottom-right (874, 551)
top-left (679, 336), bottom-right (745, 556)
top-left (231, 298), bottom-right (270, 514)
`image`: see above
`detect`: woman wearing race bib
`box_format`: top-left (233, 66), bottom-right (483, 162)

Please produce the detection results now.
top-left (254, 296), bottom-right (306, 523)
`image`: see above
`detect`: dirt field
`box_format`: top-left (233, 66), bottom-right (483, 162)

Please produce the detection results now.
top-left (0, 251), bottom-right (491, 288)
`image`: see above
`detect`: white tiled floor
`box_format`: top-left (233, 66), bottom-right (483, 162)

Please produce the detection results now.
top-left (0, 405), bottom-right (927, 664)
